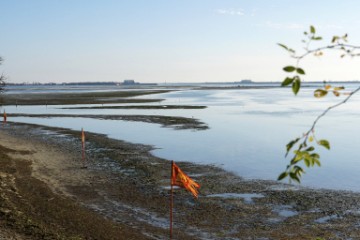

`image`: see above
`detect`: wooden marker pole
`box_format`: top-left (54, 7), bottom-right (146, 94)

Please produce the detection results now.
top-left (3, 110), bottom-right (6, 125)
top-left (81, 128), bottom-right (85, 165)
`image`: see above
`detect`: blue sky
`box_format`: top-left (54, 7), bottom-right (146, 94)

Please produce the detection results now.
top-left (1, 0), bottom-right (360, 83)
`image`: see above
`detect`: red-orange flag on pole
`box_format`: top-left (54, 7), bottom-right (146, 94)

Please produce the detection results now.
top-left (170, 161), bottom-right (200, 239)
top-left (171, 161), bottom-right (200, 198)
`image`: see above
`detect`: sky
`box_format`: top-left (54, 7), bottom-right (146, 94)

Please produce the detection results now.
top-left (1, 0), bottom-right (360, 83)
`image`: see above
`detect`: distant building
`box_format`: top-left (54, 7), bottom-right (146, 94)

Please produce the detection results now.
top-left (122, 79), bottom-right (137, 85)
top-left (119, 79), bottom-right (157, 86)
top-left (240, 79), bottom-right (252, 83)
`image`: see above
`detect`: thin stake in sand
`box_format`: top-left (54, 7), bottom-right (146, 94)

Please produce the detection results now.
top-left (81, 128), bottom-right (87, 168)
top-left (3, 110), bottom-right (6, 125)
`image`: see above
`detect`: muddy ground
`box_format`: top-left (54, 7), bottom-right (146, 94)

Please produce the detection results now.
top-left (0, 90), bottom-right (171, 105)
top-left (1, 122), bottom-right (360, 239)
top-left (8, 114), bottom-right (208, 131)
top-left (59, 105), bottom-right (206, 110)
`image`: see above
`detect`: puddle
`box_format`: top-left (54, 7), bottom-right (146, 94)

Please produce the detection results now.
top-left (162, 186), bottom-right (180, 190)
top-left (315, 214), bottom-right (340, 223)
top-left (206, 193), bottom-right (264, 204)
top-left (345, 209), bottom-right (360, 216)
top-left (268, 185), bottom-right (301, 191)
top-left (276, 208), bottom-right (298, 218)
top-left (269, 205), bottom-right (298, 223)
top-left (35, 128), bottom-right (70, 138)
top-left (308, 208), bottom-right (321, 213)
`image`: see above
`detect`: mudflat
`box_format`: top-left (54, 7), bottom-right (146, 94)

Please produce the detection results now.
top-left (1, 90), bottom-right (171, 105)
top-left (1, 122), bottom-right (360, 239)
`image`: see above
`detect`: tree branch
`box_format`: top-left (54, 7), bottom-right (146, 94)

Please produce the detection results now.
top-left (278, 26), bottom-right (360, 182)
top-left (292, 86), bottom-right (360, 163)
top-left (293, 43), bottom-right (360, 61)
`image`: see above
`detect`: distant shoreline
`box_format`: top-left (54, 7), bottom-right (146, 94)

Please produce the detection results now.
top-left (5, 80), bottom-right (360, 87)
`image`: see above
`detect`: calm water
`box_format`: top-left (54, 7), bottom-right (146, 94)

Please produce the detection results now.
top-left (3, 84), bottom-right (360, 191)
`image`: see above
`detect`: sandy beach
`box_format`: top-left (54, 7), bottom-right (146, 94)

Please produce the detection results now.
top-left (1, 121), bottom-right (360, 239)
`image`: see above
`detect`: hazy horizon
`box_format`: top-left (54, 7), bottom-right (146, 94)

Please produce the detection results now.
top-left (6, 80), bottom-right (360, 86)
top-left (1, 1), bottom-right (360, 84)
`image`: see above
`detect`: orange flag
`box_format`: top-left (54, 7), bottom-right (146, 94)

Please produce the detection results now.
top-left (171, 162), bottom-right (200, 198)
top-left (3, 111), bottom-right (6, 124)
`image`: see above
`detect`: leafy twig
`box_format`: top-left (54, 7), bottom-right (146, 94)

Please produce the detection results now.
top-left (278, 26), bottom-right (360, 183)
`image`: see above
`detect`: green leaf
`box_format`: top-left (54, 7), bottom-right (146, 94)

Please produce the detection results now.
top-left (291, 157), bottom-right (302, 165)
top-left (309, 157), bottom-right (315, 167)
top-left (285, 138), bottom-right (300, 156)
top-left (294, 166), bottom-right (304, 175)
top-left (318, 139), bottom-right (330, 150)
top-left (314, 89), bottom-right (328, 98)
top-left (314, 158), bottom-right (321, 167)
top-left (292, 78), bottom-right (301, 95)
top-left (299, 142), bottom-right (307, 148)
top-left (332, 36), bottom-right (338, 43)
top-left (306, 146), bottom-right (314, 152)
top-left (289, 172), bottom-right (301, 183)
top-left (302, 151), bottom-right (310, 159)
top-left (281, 77), bottom-right (294, 87)
top-left (293, 152), bottom-right (303, 163)
top-left (278, 172), bottom-right (288, 181)
top-left (296, 68), bottom-right (305, 75)
top-left (304, 158), bottom-right (310, 167)
top-left (342, 34), bottom-right (348, 42)
top-left (310, 25), bottom-right (316, 34)
top-left (277, 43), bottom-right (288, 50)
top-left (312, 36), bottom-right (322, 41)
top-left (310, 153), bottom-right (320, 159)
top-left (283, 66), bottom-right (296, 72)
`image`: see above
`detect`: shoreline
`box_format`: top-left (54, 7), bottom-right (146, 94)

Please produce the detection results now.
top-left (1, 122), bottom-right (360, 239)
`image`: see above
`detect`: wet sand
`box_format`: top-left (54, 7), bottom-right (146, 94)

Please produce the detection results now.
top-left (1, 90), bottom-right (171, 105)
top-left (1, 122), bottom-right (360, 239)
top-left (8, 114), bottom-right (209, 130)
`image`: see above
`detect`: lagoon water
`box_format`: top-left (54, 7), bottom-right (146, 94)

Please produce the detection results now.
top-left (4, 84), bottom-right (360, 192)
